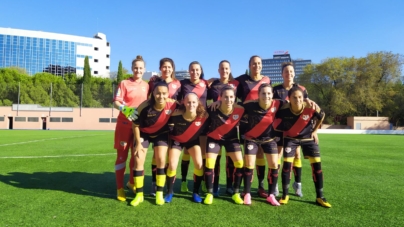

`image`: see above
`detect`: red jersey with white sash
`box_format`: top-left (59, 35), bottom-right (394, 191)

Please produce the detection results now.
top-left (272, 83), bottom-right (308, 101)
top-left (134, 98), bottom-right (177, 137)
top-left (273, 103), bottom-right (324, 139)
top-left (206, 105), bottom-right (244, 141)
top-left (148, 78), bottom-right (181, 100)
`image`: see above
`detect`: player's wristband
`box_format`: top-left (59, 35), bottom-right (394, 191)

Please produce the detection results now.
top-left (119, 105), bottom-right (124, 111)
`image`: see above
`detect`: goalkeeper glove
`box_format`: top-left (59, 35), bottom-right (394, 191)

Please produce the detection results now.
top-left (119, 105), bottom-right (135, 119)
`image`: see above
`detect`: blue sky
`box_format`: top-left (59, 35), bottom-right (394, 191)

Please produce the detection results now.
top-left (1, 0), bottom-right (403, 79)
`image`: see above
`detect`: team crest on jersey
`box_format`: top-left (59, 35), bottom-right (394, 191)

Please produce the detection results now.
top-left (232, 114), bottom-right (239, 120)
top-left (141, 87), bottom-right (146, 91)
top-left (174, 141), bottom-right (180, 146)
top-left (120, 141), bottom-right (127, 147)
top-left (275, 137), bottom-right (280, 142)
top-left (172, 84), bottom-right (177, 89)
top-left (195, 121), bottom-right (201, 126)
top-left (302, 115), bottom-right (309, 120)
top-left (139, 137), bottom-right (144, 143)
top-left (271, 107), bottom-right (277, 112)
top-left (199, 82), bottom-right (205, 87)
top-left (247, 144), bottom-right (253, 150)
top-left (285, 147), bottom-right (291, 153)
top-left (229, 84), bottom-right (235, 88)
top-left (165, 109), bottom-right (172, 115)
top-left (116, 88), bottom-right (121, 97)
top-left (209, 143), bottom-right (215, 148)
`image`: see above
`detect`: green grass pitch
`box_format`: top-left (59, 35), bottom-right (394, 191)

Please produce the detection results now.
top-left (0, 130), bottom-right (403, 226)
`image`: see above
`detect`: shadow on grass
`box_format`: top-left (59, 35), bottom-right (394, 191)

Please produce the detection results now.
top-left (0, 171), bottom-right (152, 200)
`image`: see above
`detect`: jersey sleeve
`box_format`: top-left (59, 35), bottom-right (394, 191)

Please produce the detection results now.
top-left (113, 81), bottom-right (126, 103)
top-left (235, 76), bottom-right (244, 101)
top-left (313, 105), bottom-right (325, 121)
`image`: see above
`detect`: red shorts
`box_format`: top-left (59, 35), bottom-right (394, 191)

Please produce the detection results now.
top-left (114, 119), bottom-right (133, 150)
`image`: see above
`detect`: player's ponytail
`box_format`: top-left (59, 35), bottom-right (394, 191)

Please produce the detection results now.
top-left (132, 55), bottom-right (146, 69)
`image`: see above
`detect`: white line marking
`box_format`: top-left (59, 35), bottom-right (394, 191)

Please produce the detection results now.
top-left (0, 134), bottom-right (107, 147)
top-left (0, 153), bottom-right (115, 159)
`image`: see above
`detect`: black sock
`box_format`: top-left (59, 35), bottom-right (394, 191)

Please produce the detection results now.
top-left (281, 162), bottom-right (292, 197)
top-left (214, 155), bottom-right (221, 192)
top-left (226, 156), bottom-right (234, 189)
top-left (204, 167), bottom-right (214, 193)
top-left (243, 168), bottom-right (253, 194)
top-left (256, 165), bottom-right (266, 189)
top-left (166, 175), bottom-right (175, 194)
top-left (181, 160), bottom-right (190, 182)
top-left (294, 167), bottom-right (302, 183)
top-left (311, 162), bottom-right (324, 198)
top-left (151, 164), bottom-right (157, 183)
top-left (267, 168), bottom-right (279, 195)
top-left (193, 174), bottom-right (203, 194)
top-left (233, 167), bottom-right (243, 194)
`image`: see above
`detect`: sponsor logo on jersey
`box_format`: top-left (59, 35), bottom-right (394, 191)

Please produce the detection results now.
top-left (302, 115), bottom-right (309, 120)
top-left (285, 147), bottom-right (291, 153)
top-left (233, 114), bottom-right (239, 120)
top-left (195, 121), bottom-right (201, 126)
top-left (209, 143), bottom-right (215, 148)
top-left (116, 88), bottom-right (121, 97)
top-left (247, 144), bottom-right (253, 150)
top-left (165, 109), bottom-right (172, 115)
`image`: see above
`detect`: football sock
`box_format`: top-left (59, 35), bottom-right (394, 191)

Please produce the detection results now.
top-left (243, 167), bottom-right (254, 193)
top-left (293, 158), bottom-right (302, 183)
top-left (166, 169), bottom-right (176, 194)
top-left (267, 168), bottom-right (279, 195)
top-left (193, 168), bottom-right (204, 194)
top-left (214, 155), bottom-right (221, 191)
top-left (134, 170), bottom-right (144, 193)
top-left (226, 156), bottom-right (235, 188)
top-left (256, 158), bottom-right (266, 189)
top-left (282, 161), bottom-right (293, 197)
top-left (181, 154), bottom-right (190, 182)
top-left (156, 168), bottom-right (165, 192)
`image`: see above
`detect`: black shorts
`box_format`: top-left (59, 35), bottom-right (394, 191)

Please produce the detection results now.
top-left (135, 132), bottom-right (169, 148)
top-left (206, 137), bottom-right (241, 154)
top-left (283, 138), bottom-right (320, 159)
top-left (244, 139), bottom-right (278, 155)
top-left (171, 139), bottom-right (200, 151)
top-left (274, 131), bottom-right (284, 146)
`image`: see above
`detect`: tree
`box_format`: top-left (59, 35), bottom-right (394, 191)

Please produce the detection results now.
top-left (82, 56), bottom-right (92, 107)
top-left (117, 61), bottom-right (124, 84)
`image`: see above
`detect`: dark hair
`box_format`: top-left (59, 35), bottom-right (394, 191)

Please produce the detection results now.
top-left (179, 93), bottom-right (208, 118)
top-left (188, 61), bottom-right (204, 79)
top-left (281, 62), bottom-right (294, 73)
top-left (132, 55), bottom-right (145, 69)
top-left (218, 60), bottom-right (234, 80)
top-left (148, 81), bottom-right (169, 106)
top-left (159, 58), bottom-right (176, 80)
top-left (248, 55), bottom-right (262, 66)
top-left (220, 85), bottom-right (236, 97)
top-left (287, 86), bottom-right (304, 98)
top-left (258, 83), bottom-right (273, 94)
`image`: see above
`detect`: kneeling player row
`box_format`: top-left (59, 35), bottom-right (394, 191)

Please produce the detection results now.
top-left (127, 82), bottom-right (331, 208)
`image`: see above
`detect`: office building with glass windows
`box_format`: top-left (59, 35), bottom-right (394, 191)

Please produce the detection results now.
top-left (0, 27), bottom-right (110, 78)
top-left (261, 51), bottom-right (311, 84)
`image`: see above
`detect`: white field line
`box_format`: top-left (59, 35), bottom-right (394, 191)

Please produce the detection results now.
top-left (0, 134), bottom-right (105, 147)
top-left (0, 153), bottom-right (115, 159)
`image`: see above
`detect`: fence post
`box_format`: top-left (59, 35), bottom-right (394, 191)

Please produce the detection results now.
top-left (49, 82), bottom-right (52, 116)
top-left (17, 82), bottom-right (20, 116)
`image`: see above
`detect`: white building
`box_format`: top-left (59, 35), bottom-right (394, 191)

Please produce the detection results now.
top-left (0, 27), bottom-right (111, 78)
top-left (143, 71), bottom-right (159, 81)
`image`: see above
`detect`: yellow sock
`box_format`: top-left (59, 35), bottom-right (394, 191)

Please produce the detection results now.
top-left (156, 174), bottom-right (165, 188)
top-left (167, 169), bottom-right (176, 177)
top-left (293, 158), bottom-right (302, 167)
top-left (182, 154), bottom-right (190, 161)
top-left (194, 168), bottom-right (203, 177)
top-left (134, 176), bottom-right (144, 189)
top-left (256, 158), bottom-right (265, 166)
